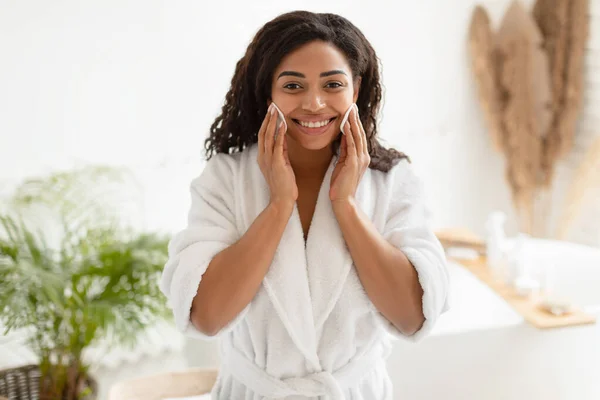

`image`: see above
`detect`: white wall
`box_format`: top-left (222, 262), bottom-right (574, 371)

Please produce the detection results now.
top-left (0, 0), bottom-right (596, 242)
top-left (2, 2), bottom-right (599, 398)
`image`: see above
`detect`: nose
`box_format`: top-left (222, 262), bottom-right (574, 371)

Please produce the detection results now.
top-left (302, 89), bottom-right (326, 112)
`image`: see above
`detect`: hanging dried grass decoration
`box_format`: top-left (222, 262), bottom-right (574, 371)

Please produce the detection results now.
top-left (468, 0), bottom-right (589, 236)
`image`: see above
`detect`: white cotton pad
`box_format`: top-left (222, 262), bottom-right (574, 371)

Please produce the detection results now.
top-left (339, 103), bottom-right (356, 135)
top-left (270, 103), bottom-right (287, 135)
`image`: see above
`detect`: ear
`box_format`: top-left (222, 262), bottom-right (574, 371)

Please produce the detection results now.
top-left (352, 76), bottom-right (362, 103)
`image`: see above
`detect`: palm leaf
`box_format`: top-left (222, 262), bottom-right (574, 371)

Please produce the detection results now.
top-left (0, 165), bottom-right (170, 399)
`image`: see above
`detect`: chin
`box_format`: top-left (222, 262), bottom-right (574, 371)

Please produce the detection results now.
top-left (287, 121), bottom-right (342, 151)
top-left (289, 132), bottom-right (339, 151)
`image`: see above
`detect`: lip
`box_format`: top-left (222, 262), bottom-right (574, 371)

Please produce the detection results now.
top-left (293, 117), bottom-right (337, 136)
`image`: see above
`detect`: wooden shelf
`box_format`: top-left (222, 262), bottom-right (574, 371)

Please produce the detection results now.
top-left (452, 256), bottom-right (597, 329)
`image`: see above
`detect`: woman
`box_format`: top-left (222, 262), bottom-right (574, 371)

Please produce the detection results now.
top-left (160, 10), bottom-right (450, 400)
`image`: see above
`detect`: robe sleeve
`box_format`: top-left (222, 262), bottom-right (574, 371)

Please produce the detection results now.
top-left (374, 159), bottom-right (450, 342)
top-left (159, 153), bottom-right (249, 340)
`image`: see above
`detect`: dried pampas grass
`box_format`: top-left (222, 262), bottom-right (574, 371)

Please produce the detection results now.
top-left (533, 0), bottom-right (590, 186)
top-left (554, 136), bottom-right (600, 240)
top-left (468, 0), bottom-right (590, 236)
top-left (468, 6), bottom-right (504, 151)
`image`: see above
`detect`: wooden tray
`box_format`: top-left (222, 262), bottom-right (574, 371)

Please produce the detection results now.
top-left (452, 256), bottom-right (597, 329)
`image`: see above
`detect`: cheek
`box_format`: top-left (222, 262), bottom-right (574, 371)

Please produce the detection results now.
top-left (339, 86), bottom-right (356, 102)
top-left (331, 92), bottom-right (355, 113)
top-left (269, 96), bottom-right (293, 117)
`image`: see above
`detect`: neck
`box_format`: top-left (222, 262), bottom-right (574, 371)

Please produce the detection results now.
top-left (287, 142), bottom-right (334, 181)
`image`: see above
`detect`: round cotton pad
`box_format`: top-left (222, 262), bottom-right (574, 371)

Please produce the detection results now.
top-left (340, 104), bottom-right (356, 135)
top-left (270, 103), bottom-right (288, 134)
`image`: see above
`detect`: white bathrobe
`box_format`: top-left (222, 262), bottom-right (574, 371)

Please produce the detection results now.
top-left (160, 143), bottom-right (450, 400)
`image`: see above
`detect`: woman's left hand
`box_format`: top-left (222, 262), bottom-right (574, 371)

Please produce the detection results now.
top-left (330, 104), bottom-right (370, 206)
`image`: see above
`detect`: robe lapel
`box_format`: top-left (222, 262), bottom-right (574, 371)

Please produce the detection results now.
top-left (242, 145), bottom-right (320, 369)
top-left (262, 200), bottom-right (321, 368)
top-left (306, 160), bottom-right (372, 334)
top-left (241, 145), bottom-right (372, 368)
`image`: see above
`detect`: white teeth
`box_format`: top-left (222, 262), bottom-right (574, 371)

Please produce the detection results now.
top-left (298, 119), bottom-right (331, 128)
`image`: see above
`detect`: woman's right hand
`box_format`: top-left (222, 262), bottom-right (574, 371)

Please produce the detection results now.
top-left (258, 104), bottom-right (298, 207)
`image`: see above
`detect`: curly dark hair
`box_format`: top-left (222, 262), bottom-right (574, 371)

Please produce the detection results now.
top-left (204, 10), bottom-right (409, 172)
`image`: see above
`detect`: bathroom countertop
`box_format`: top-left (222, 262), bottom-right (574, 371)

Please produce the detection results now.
top-left (453, 254), bottom-right (596, 329)
top-left (430, 260), bottom-right (524, 337)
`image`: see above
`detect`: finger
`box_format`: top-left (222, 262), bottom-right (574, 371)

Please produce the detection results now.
top-left (338, 133), bottom-right (347, 161)
top-left (282, 133), bottom-right (291, 165)
top-left (265, 107), bottom-right (277, 165)
top-left (345, 121), bottom-right (357, 159)
top-left (356, 107), bottom-right (368, 155)
top-left (361, 125), bottom-right (368, 156)
top-left (274, 122), bottom-right (286, 163)
top-left (350, 107), bottom-right (363, 155)
top-left (258, 105), bottom-right (274, 160)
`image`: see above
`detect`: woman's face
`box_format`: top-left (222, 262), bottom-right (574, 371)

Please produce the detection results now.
top-left (270, 40), bottom-right (360, 151)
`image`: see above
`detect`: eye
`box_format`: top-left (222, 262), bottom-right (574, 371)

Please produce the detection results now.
top-left (326, 82), bottom-right (343, 89)
top-left (283, 83), bottom-right (301, 90)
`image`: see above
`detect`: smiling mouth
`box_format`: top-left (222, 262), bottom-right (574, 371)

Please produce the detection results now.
top-left (292, 117), bottom-right (337, 128)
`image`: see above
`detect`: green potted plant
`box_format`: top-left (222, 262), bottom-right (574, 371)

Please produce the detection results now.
top-left (0, 166), bottom-right (171, 400)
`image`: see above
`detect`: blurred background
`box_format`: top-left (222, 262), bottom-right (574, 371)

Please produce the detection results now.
top-left (1, 0), bottom-right (599, 399)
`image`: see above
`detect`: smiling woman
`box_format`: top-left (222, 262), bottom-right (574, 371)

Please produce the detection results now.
top-left (161, 10), bottom-right (450, 400)
top-left (204, 11), bottom-right (408, 174)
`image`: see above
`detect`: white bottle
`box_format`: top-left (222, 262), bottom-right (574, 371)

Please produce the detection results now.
top-left (485, 211), bottom-right (508, 282)
top-left (506, 233), bottom-right (531, 286)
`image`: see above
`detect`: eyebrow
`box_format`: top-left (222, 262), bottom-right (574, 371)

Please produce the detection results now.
top-left (277, 70), bottom-right (347, 79)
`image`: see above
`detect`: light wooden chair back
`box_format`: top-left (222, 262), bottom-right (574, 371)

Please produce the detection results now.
top-left (107, 368), bottom-right (218, 400)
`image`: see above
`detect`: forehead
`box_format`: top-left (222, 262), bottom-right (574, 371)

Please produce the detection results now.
top-left (274, 41), bottom-right (351, 77)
